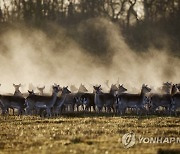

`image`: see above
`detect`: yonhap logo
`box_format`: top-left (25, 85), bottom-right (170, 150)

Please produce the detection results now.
top-left (121, 133), bottom-right (180, 148)
top-left (122, 132), bottom-right (136, 148)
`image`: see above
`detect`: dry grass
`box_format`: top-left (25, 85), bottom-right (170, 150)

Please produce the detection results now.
top-left (0, 114), bottom-right (180, 154)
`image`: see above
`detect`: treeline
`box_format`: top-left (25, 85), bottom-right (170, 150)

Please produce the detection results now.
top-left (0, 0), bottom-right (180, 52)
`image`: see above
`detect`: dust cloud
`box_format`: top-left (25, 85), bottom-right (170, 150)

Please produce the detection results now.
top-left (0, 18), bottom-right (179, 94)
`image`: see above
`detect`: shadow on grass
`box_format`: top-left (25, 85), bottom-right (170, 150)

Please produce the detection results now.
top-left (158, 149), bottom-right (180, 154)
top-left (53, 111), bottom-right (179, 119)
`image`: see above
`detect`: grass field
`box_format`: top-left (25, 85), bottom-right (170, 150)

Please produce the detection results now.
top-left (0, 113), bottom-right (180, 154)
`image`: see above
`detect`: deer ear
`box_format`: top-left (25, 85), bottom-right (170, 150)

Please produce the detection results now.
top-left (19, 84), bottom-right (21, 87)
top-left (13, 84), bottom-right (15, 87)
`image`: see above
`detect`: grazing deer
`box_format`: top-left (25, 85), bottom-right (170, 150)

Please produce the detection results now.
top-left (93, 85), bottom-right (115, 112)
top-left (117, 84), bottom-right (151, 115)
top-left (37, 86), bottom-right (45, 95)
top-left (25, 84), bottom-right (60, 117)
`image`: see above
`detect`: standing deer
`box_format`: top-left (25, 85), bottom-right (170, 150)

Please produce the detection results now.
top-left (0, 94), bottom-right (26, 115)
top-left (60, 87), bottom-right (83, 112)
top-left (79, 93), bottom-right (95, 112)
top-left (117, 84), bottom-right (127, 95)
top-left (70, 85), bottom-right (78, 93)
top-left (7, 84), bottom-right (24, 115)
top-left (109, 84), bottom-right (118, 96)
top-left (117, 84), bottom-right (151, 115)
top-left (149, 83), bottom-right (176, 115)
top-left (53, 86), bottom-right (71, 115)
top-left (37, 86), bottom-right (45, 95)
top-left (93, 85), bottom-right (115, 112)
top-left (161, 82), bottom-right (172, 94)
top-left (25, 84), bottom-right (60, 117)
top-left (171, 84), bottom-right (180, 115)
top-left (78, 84), bottom-right (88, 93)
top-left (13, 84), bottom-right (23, 97)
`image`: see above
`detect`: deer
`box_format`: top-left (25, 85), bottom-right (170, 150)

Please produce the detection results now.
top-left (25, 84), bottom-right (60, 117)
top-left (0, 94), bottom-right (26, 115)
top-left (78, 84), bottom-right (88, 93)
top-left (176, 84), bottom-right (180, 91)
top-left (148, 83), bottom-right (175, 115)
top-left (13, 84), bottom-right (23, 97)
top-left (37, 86), bottom-right (45, 95)
top-left (117, 84), bottom-right (127, 95)
top-left (53, 86), bottom-right (71, 115)
top-left (170, 84), bottom-right (180, 115)
top-left (6, 84), bottom-right (24, 115)
top-left (79, 93), bottom-right (95, 112)
top-left (93, 85), bottom-right (116, 112)
top-left (114, 84), bottom-right (127, 113)
top-left (117, 84), bottom-right (151, 115)
top-left (109, 84), bottom-right (118, 96)
top-left (157, 82), bottom-right (172, 94)
top-left (70, 85), bottom-right (78, 93)
top-left (60, 86), bottom-right (84, 112)
top-left (73, 84), bottom-right (89, 111)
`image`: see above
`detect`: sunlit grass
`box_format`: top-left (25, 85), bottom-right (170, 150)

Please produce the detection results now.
top-left (0, 115), bottom-right (179, 154)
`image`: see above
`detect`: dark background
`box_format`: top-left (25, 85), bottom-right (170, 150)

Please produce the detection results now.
top-left (0, 0), bottom-right (180, 57)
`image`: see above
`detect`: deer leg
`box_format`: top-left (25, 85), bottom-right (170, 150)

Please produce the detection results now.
top-left (46, 108), bottom-right (51, 117)
top-left (2, 107), bottom-right (8, 115)
top-left (82, 104), bottom-right (84, 111)
top-left (93, 105), bottom-right (96, 112)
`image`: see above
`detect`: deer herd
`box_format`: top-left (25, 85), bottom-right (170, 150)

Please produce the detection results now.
top-left (0, 82), bottom-right (180, 117)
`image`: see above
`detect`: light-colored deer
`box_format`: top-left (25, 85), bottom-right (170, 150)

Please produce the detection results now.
top-left (78, 84), bottom-right (88, 93)
top-left (37, 86), bottom-right (45, 95)
top-left (25, 84), bottom-right (60, 117)
top-left (70, 85), bottom-right (78, 93)
top-left (13, 84), bottom-right (23, 97)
